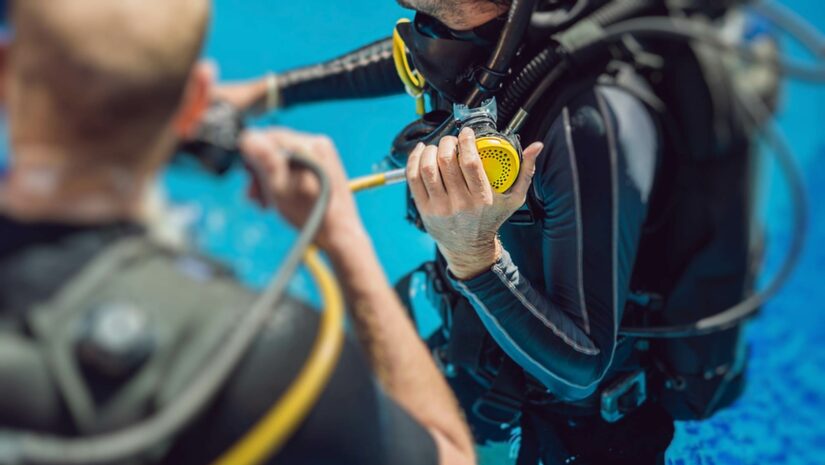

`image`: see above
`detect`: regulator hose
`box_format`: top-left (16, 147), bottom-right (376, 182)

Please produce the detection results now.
top-left (464, 0), bottom-right (539, 106)
top-left (563, 16), bottom-right (812, 338)
top-left (498, 0), bottom-right (655, 123)
top-left (211, 246), bottom-right (345, 465)
top-left (596, 17), bottom-right (825, 82)
top-left (750, 0), bottom-right (825, 60)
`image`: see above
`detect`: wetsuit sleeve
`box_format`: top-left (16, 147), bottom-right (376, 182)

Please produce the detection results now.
top-left (449, 87), bottom-right (659, 400)
top-left (162, 297), bottom-right (438, 465)
top-left (278, 37), bottom-right (406, 108)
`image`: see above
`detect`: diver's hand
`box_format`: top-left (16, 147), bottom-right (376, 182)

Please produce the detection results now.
top-left (408, 128), bottom-right (543, 280)
top-left (239, 128), bottom-right (368, 252)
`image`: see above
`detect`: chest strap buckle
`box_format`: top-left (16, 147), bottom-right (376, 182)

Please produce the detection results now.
top-left (600, 370), bottom-right (647, 423)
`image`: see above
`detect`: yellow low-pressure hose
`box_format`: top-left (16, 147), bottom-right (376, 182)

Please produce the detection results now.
top-left (211, 246), bottom-right (345, 465)
top-left (348, 167), bottom-right (408, 193)
top-left (211, 169), bottom-right (406, 465)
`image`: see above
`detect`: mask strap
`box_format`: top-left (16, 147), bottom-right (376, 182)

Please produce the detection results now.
top-left (392, 19), bottom-right (427, 115)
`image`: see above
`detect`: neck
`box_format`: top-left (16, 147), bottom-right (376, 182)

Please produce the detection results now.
top-left (0, 145), bottom-right (153, 225)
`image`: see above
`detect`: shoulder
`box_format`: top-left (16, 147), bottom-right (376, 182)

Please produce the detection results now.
top-left (524, 67), bottom-right (661, 151)
top-left (525, 78), bottom-right (660, 204)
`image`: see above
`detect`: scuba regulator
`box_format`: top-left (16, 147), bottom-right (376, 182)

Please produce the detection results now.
top-left (454, 98), bottom-right (523, 193)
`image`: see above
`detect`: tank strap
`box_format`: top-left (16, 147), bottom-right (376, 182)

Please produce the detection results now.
top-left (471, 357), bottom-right (525, 428)
top-left (26, 237), bottom-right (251, 436)
top-left (393, 261), bottom-right (431, 331)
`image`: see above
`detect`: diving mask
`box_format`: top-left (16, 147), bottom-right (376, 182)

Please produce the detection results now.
top-left (394, 13), bottom-right (503, 103)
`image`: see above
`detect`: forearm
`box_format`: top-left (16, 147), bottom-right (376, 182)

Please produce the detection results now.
top-left (449, 248), bottom-right (609, 400)
top-left (278, 37), bottom-right (404, 108)
top-left (325, 230), bottom-right (475, 462)
top-left (228, 37), bottom-right (404, 113)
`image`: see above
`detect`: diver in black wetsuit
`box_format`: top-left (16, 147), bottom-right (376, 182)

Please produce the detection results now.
top-left (0, 2), bottom-right (476, 465)
top-left (207, 1), bottom-right (787, 463)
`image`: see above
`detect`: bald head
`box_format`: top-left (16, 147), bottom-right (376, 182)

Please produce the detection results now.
top-left (9, 0), bottom-right (210, 169)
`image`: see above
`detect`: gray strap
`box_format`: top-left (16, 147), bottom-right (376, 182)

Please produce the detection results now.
top-left (28, 239), bottom-right (154, 432)
top-left (27, 237), bottom-right (252, 435)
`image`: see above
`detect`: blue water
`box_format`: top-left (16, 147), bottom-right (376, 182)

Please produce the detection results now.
top-left (163, 1), bottom-right (825, 463)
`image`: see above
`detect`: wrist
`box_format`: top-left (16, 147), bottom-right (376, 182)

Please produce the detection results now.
top-left (263, 72), bottom-right (280, 112)
top-left (244, 75), bottom-right (278, 115)
top-left (323, 225), bottom-right (392, 296)
top-left (443, 237), bottom-right (502, 280)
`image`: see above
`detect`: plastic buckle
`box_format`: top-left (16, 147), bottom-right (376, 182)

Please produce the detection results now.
top-left (472, 391), bottom-right (522, 428)
top-left (600, 370), bottom-right (647, 423)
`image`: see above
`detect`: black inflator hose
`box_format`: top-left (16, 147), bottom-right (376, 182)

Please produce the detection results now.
top-left (464, 0), bottom-right (540, 107)
top-left (498, 46), bottom-right (561, 121)
top-left (498, 0), bottom-right (654, 124)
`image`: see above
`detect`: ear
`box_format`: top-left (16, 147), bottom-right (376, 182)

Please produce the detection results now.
top-left (173, 60), bottom-right (216, 140)
top-left (0, 41), bottom-right (9, 106)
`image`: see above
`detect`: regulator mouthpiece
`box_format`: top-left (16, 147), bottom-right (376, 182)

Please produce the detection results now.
top-left (454, 98), bottom-right (522, 193)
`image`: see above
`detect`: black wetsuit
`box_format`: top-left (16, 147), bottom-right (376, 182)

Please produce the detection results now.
top-left (445, 82), bottom-right (672, 464)
top-left (0, 216), bottom-right (438, 465)
top-left (267, 35), bottom-right (754, 465)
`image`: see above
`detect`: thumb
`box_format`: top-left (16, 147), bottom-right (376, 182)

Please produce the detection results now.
top-left (509, 141), bottom-right (544, 200)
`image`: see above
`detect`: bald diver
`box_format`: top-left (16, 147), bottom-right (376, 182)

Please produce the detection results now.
top-left (0, 1), bottom-right (477, 464)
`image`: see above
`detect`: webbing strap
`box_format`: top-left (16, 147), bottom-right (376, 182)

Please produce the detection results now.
top-left (27, 238), bottom-right (247, 435)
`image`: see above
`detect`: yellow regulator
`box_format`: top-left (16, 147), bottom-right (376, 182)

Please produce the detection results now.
top-left (454, 98), bottom-right (522, 193)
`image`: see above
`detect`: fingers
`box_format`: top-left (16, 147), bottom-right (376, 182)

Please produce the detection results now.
top-left (509, 141), bottom-right (544, 201)
top-left (238, 131), bottom-right (290, 204)
top-left (457, 128), bottom-right (492, 198)
top-left (419, 143), bottom-right (447, 201)
top-left (261, 127), bottom-right (319, 157)
top-left (249, 128), bottom-right (353, 192)
top-left (406, 142), bottom-right (428, 204)
top-left (437, 136), bottom-right (470, 198)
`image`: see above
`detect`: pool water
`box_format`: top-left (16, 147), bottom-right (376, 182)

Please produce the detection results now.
top-left (164, 1), bottom-right (825, 463)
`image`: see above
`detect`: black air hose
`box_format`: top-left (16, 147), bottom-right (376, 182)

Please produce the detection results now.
top-left (498, 46), bottom-right (562, 122)
top-left (465, 0), bottom-right (540, 106)
top-left (498, 0), bottom-right (654, 124)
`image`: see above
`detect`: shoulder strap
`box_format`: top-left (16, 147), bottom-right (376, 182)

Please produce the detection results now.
top-left (27, 237), bottom-right (253, 435)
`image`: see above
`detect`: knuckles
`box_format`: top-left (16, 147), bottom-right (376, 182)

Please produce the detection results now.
top-left (310, 135), bottom-right (335, 155)
top-left (459, 155), bottom-right (481, 171)
top-left (420, 162), bottom-right (439, 180)
top-left (458, 131), bottom-right (475, 146)
top-left (437, 138), bottom-right (458, 159)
